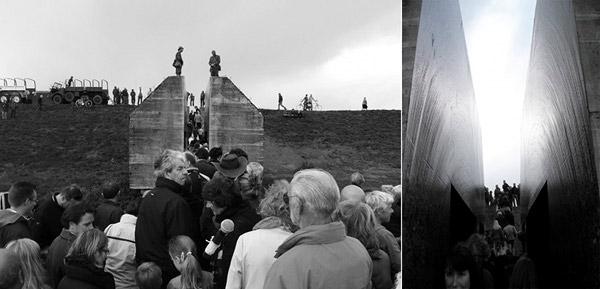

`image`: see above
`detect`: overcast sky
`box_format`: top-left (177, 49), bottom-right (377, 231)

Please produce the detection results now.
top-left (460, 0), bottom-right (536, 189)
top-left (0, 0), bottom-right (401, 110)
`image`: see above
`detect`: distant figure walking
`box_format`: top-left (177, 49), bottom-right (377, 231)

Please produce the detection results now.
top-left (67, 76), bottom-right (73, 88)
top-left (200, 91), bottom-right (205, 107)
top-left (130, 89), bottom-right (136, 106)
top-left (112, 86), bottom-right (120, 105)
top-left (138, 87), bottom-right (143, 105)
top-left (173, 46), bottom-right (184, 76)
top-left (362, 97), bottom-right (368, 110)
top-left (209, 50), bottom-right (221, 76)
top-left (278, 93), bottom-right (287, 110)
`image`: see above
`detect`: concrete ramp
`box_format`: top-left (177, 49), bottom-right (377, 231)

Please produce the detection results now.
top-left (206, 77), bottom-right (263, 162)
top-left (129, 76), bottom-right (186, 189)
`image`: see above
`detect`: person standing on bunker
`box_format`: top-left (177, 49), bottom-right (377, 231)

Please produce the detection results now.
top-left (173, 46), bottom-right (184, 76)
top-left (209, 50), bottom-right (221, 77)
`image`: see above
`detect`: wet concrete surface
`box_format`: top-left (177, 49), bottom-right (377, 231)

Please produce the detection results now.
top-left (521, 0), bottom-right (600, 287)
top-left (402, 0), bottom-right (484, 287)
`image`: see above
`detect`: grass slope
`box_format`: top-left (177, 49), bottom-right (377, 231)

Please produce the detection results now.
top-left (0, 105), bottom-right (400, 195)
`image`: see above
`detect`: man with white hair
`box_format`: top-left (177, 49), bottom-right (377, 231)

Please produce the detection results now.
top-left (264, 169), bottom-right (372, 289)
top-left (135, 149), bottom-right (197, 288)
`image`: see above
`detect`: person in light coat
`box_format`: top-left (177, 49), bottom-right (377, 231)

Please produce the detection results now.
top-left (225, 180), bottom-right (295, 289)
top-left (263, 169), bottom-right (372, 289)
top-left (105, 197), bottom-right (142, 289)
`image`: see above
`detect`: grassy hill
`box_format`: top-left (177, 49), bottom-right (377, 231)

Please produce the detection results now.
top-left (0, 105), bottom-right (400, 195)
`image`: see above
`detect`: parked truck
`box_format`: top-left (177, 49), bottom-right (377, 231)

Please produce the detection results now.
top-left (0, 78), bottom-right (36, 104)
top-left (50, 78), bottom-right (109, 105)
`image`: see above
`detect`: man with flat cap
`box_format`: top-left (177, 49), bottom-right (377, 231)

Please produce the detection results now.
top-left (174, 46), bottom-right (184, 76)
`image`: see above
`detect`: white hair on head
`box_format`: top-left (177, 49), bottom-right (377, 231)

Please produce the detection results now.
top-left (365, 190), bottom-right (394, 220)
top-left (291, 169), bottom-right (340, 218)
top-left (350, 172), bottom-right (365, 186)
top-left (246, 162), bottom-right (264, 180)
top-left (153, 149), bottom-right (186, 178)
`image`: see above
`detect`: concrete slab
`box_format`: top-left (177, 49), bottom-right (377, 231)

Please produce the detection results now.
top-left (129, 76), bottom-right (186, 189)
top-left (206, 77), bottom-right (264, 163)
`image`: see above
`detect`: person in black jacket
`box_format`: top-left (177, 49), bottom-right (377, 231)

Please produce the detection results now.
top-left (0, 182), bottom-right (37, 247)
top-left (33, 184), bottom-right (83, 249)
top-left (57, 228), bottom-right (115, 289)
top-left (135, 149), bottom-right (198, 289)
top-left (94, 181), bottom-right (123, 231)
top-left (174, 47), bottom-right (184, 76)
top-left (202, 173), bottom-right (261, 289)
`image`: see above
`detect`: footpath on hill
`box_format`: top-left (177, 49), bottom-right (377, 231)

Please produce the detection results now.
top-left (0, 105), bottom-right (400, 195)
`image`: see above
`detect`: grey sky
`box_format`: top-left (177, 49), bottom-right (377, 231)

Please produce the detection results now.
top-left (460, 0), bottom-right (537, 189)
top-left (0, 0), bottom-right (401, 110)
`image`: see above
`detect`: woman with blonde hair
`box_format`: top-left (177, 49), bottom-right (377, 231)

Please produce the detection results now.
top-left (334, 201), bottom-right (393, 289)
top-left (5, 238), bottom-right (52, 289)
top-left (225, 180), bottom-right (295, 289)
top-left (57, 228), bottom-right (115, 289)
top-left (167, 235), bottom-right (212, 289)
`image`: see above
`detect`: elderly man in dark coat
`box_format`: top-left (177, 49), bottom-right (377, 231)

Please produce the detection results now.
top-left (135, 149), bottom-right (197, 288)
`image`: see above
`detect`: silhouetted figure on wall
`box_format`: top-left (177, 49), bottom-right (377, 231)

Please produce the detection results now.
top-left (278, 93), bottom-right (286, 110)
top-left (502, 180), bottom-right (510, 193)
top-left (209, 50), bottom-right (221, 76)
top-left (137, 87), bottom-right (143, 105)
top-left (121, 88), bottom-right (129, 105)
top-left (173, 46), bottom-right (184, 76)
top-left (362, 97), bottom-right (368, 110)
top-left (130, 89), bottom-right (136, 106)
top-left (67, 76), bottom-right (73, 88)
top-left (113, 86), bottom-right (120, 105)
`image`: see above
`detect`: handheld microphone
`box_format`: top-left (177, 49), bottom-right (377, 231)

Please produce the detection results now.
top-left (203, 219), bottom-right (234, 258)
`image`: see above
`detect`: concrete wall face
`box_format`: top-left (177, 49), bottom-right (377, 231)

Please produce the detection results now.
top-left (207, 77), bottom-right (264, 163)
top-left (129, 76), bottom-right (186, 189)
top-left (402, 0), bottom-right (484, 287)
top-left (402, 0), bottom-right (422, 144)
top-left (521, 1), bottom-right (599, 287)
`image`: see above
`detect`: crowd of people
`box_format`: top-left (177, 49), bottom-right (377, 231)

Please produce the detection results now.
top-left (0, 147), bottom-right (401, 289)
top-left (484, 180), bottom-right (520, 209)
top-left (445, 181), bottom-right (536, 289)
top-left (185, 109), bottom-right (207, 148)
top-left (111, 87), bottom-right (148, 106)
top-left (0, 96), bottom-right (18, 120)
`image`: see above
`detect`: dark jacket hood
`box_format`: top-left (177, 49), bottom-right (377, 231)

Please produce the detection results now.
top-left (0, 210), bottom-right (25, 229)
top-left (275, 221), bottom-right (346, 258)
top-left (155, 177), bottom-right (185, 195)
top-left (64, 255), bottom-right (115, 289)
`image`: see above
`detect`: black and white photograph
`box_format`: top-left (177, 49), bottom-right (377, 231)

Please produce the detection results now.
top-left (403, 0), bottom-right (600, 288)
top-left (0, 1), bottom-right (401, 289)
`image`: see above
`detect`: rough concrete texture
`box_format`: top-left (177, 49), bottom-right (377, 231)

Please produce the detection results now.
top-left (521, 0), bottom-right (599, 287)
top-left (402, 0), bottom-right (421, 144)
top-left (402, 0), bottom-right (484, 287)
top-left (206, 77), bottom-right (264, 163)
top-left (129, 76), bottom-right (186, 189)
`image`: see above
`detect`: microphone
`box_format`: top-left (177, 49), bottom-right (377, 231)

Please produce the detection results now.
top-left (203, 219), bottom-right (234, 258)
